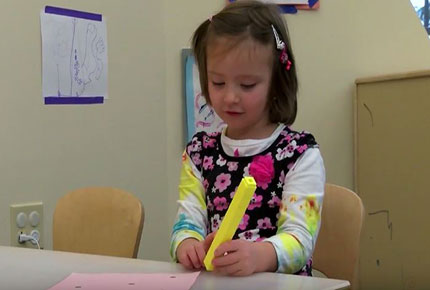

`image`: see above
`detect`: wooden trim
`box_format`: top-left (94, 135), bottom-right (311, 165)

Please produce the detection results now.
top-left (132, 201), bottom-right (144, 258)
top-left (355, 70), bottom-right (430, 85)
top-left (353, 85), bottom-right (359, 194)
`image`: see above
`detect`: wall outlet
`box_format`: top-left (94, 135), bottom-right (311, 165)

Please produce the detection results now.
top-left (10, 202), bottom-right (43, 249)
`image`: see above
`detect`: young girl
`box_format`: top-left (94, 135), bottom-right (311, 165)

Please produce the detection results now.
top-left (170, 0), bottom-right (325, 276)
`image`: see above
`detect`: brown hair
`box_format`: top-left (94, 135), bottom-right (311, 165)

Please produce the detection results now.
top-left (192, 0), bottom-right (298, 125)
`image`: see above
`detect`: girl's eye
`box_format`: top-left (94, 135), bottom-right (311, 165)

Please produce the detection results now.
top-left (212, 81), bottom-right (225, 86)
top-left (241, 83), bottom-right (256, 89)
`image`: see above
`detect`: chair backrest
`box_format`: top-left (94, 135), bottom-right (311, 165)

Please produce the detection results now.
top-left (313, 183), bottom-right (364, 290)
top-left (53, 187), bottom-right (144, 258)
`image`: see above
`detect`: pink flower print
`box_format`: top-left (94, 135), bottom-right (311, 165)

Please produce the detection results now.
top-left (207, 199), bottom-right (214, 211)
top-left (248, 194), bottom-right (263, 210)
top-left (214, 173), bottom-right (231, 193)
top-left (238, 214), bottom-right (250, 230)
top-left (230, 189), bottom-right (236, 199)
top-left (297, 144), bottom-right (308, 154)
top-left (203, 179), bottom-right (209, 191)
top-left (276, 140), bottom-right (297, 160)
top-left (227, 161), bottom-right (238, 171)
top-left (191, 153), bottom-right (202, 166)
top-left (243, 164), bottom-right (250, 176)
top-left (277, 170), bottom-right (285, 188)
top-left (280, 130), bottom-right (289, 137)
top-left (234, 148), bottom-right (240, 157)
top-left (216, 155), bottom-right (227, 166)
top-left (188, 137), bottom-right (202, 152)
top-left (213, 196), bottom-right (229, 211)
top-left (211, 214), bottom-right (221, 231)
top-left (268, 192), bottom-right (281, 208)
top-left (203, 136), bottom-right (216, 149)
top-left (209, 131), bottom-right (219, 137)
top-left (238, 229), bottom-right (260, 241)
top-left (203, 156), bottom-right (214, 170)
top-left (278, 134), bottom-right (292, 146)
top-left (276, 147), bottom-right (288, 160)
top-left (244, 231), bottom-right (253, 240)
top-left (249, 154), bottom-right (275, 190)
top-left (257, 217), bottom-right (274, 230)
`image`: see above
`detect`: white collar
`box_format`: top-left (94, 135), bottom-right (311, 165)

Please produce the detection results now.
top-left (220, 124), bottom-right (286, 157)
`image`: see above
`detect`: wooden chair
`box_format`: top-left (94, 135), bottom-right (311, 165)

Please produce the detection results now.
top-left (53, 187), bottom-right (144, 258)
top-left (312, 184), bottom-right (364, 290)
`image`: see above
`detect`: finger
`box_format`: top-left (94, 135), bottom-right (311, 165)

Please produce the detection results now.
top-left (203, 232), bottom-right (216, 251)
top-left (212, 251), bottom-right (238, 268)
top-left (178, 253), bottom-right (193, 270)
top-left (214, 240), bottom-right (239, 257)
top-left (195, 243), bottom-right (206, 265)
top-left (188, 248), bottom-right (201, 269)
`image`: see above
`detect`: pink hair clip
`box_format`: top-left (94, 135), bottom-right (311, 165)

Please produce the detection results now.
top-left (280, 49), bottom-right (292, 71)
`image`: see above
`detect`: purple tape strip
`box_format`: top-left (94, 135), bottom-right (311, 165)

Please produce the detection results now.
top-left (45, 97), bottom-right (104, 105)
top-left (45, 6), bottom-right (102, 21)
top-left (309, 0), bottom-right (319, 8)
top-left (279, 5), bottom-right (298, 14)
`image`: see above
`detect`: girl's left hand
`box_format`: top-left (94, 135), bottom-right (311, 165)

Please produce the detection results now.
top-left (211, 239), bottom-right (258, 276)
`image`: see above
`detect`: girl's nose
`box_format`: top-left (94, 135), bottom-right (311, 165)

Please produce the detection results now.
top-left (224, 88), bottom-right (239, 104)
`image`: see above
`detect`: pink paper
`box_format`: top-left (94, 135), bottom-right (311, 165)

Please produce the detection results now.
top-left (49, 272), bottom-right (200, 290)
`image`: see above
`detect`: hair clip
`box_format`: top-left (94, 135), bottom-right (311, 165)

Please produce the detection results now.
top-left (280, 49), bottom-right (292, 71)
top-left (271, 25), bottom-right (292, 71)
top-left (271, 25), bottom-right (285, 50)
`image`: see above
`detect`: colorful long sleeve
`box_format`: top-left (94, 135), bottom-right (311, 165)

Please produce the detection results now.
top-left (264, 148), bottom-right (325, 273)
top-left (170, 151), bottom-right (207, 261)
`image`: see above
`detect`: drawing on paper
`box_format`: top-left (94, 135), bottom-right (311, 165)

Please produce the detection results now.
top-left (53, 20), bottom-right (105, 97)
top-left (41, 7), bottom-right (108, 104)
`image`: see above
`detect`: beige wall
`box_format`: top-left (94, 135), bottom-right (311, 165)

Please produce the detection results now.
top-left (0, 0), bottom-right (169, 261)
top-left (0, 0), bottom-right (429, 265)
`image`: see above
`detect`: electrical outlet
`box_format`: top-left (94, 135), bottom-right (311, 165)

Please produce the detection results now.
top-left (10, 202), bottom-right (43, 249)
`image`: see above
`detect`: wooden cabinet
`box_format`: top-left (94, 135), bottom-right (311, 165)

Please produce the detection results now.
top-left (355, 71), bottom-right (430, 290)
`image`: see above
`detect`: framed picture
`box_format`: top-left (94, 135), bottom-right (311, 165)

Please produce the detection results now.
top-left (182, 49), bottom-right (225, 143)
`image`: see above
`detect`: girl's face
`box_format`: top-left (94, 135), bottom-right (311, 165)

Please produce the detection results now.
top-left (207, 37), bottom-right (275, 140)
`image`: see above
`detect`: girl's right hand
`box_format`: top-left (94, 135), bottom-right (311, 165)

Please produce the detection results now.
top-left (176, 232), bottom-right (216, 270)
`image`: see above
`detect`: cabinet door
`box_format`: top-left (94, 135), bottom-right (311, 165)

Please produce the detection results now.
top-left (355, 72), bottom-right (430, 290)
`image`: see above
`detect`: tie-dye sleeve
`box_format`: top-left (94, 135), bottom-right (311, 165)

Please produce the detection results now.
top-left (170, 151), bottom-right (208, 261)
top-left (264, 148), bottom-right (325, 273)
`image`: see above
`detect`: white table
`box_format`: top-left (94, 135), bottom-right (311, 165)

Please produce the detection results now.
top-left (0, 246), bottom-right (350, 290)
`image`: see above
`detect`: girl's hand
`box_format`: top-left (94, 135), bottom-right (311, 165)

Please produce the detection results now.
top-left (176, 232), bottom-right (216, 270)
top-left (212, 240), bottom-right (277, 276)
